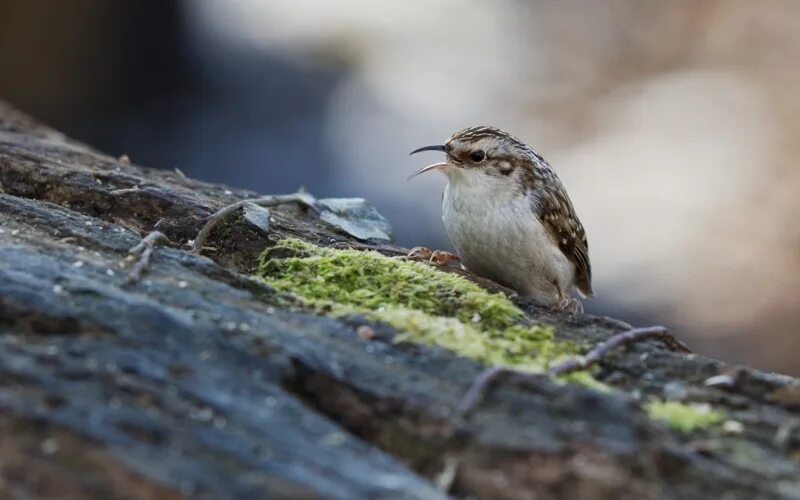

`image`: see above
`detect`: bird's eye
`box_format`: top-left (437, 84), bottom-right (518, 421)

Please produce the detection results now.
top-left (470, 150), bottom-right (486, 162)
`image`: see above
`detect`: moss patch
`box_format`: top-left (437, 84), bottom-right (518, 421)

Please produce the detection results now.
top-left (259, 238), bottom-right (522, 329)
top-left (257, 238), bottom-right (585, 375)
top-left (645, 401), bottom-right (725, 433)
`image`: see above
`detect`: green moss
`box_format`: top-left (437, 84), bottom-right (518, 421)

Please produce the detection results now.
top-left (258, 238), bottom-right (586, 375)
top-left (260, 239), bottom-right (722, 428)
top-left (259, 238), bottom-right (522, 329)
top-left (645, 401), bottom-right (725, 433)
top-left (377, 309), bottom-right (578, 373)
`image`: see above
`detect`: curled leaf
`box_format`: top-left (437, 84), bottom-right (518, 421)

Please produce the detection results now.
top-left (242, 202), bottom-right (271, 232)
top-left (317, 198), bottom-right (393, 242)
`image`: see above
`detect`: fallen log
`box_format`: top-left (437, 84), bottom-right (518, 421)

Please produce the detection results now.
top-left (1, 101), bottom-right (798, 499)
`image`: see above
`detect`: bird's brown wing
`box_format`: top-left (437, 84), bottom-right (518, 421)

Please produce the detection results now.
top-left (532, 175), bottom-right (593, 297)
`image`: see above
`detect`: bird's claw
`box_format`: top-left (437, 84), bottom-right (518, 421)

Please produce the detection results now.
top-left (407, 247), bottom-right (461, 268)
top-left (407, 246), bottom-right (433, 260)
top-left (430, 250), bottom-right (461, 267)
top-left (554, 297), bottom-right (583, 314)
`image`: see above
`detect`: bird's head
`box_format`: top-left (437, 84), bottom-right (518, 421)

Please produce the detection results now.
top-left (409, 126), bottom-right (542, 181)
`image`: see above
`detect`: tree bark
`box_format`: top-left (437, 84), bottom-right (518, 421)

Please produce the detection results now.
top-left (1, 101), bottom-right (798, 499)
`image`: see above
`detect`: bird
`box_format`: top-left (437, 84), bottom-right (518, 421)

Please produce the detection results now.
top-left (408, 126), bottom-right (592, 313)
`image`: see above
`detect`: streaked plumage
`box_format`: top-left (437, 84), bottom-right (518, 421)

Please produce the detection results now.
top-left (411, 126), bottom-right (592, 310)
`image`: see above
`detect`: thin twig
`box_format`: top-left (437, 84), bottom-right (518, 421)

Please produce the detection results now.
top-left (455, 366), bottom-right (512, 418)
top-left (433, 455), bottom-right (459, 493)
top-left (548, 326), bottom-right (691, 376)
top-left (191, 192), bottom-right (319, 254)
top-left (774, 418), bottom-right (799, 450)
top-left (110, 187), bottom-right (141, 195)
top-left (126, 231), bottom-right (169, 283)
top-left (455, 325), bottom-right (690, 419)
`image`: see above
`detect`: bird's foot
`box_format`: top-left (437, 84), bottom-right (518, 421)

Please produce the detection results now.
top-left (407, 246), bottom-right (433, 260)
top-left (431, 250), bottom-right (461, 267)
top-left (554, 297), bottom-right (583, 314)
top-left (407, 247), bottom-right (461, 268)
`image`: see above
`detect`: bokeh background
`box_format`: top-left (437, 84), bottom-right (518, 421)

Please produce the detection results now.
top-left (2, 0), bottom-right (799, 375)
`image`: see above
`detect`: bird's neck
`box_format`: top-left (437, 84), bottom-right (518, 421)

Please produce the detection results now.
top-left (445, 168), bottom-right (520, 204)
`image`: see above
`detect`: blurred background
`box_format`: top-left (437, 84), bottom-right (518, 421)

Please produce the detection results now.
top-left (2, 0), bottom-right (799, 375)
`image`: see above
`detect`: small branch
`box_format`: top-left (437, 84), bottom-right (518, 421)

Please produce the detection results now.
top-left (125, 231), bottom-right (169, 283)
top-left (110, 186), bottom-right (141, 195)
top-left (433, 455), bottom-right (459, 493)
top-left (454, 366), bottom-right (513, 418)
top-left (774, 418), bottom-right (800, 450)
top-left (548, 326), bottom-right (691, 376)
top-left (191, 192), bottom-right (319, 254)
top-left (455, 326), bottom-right (690, 419)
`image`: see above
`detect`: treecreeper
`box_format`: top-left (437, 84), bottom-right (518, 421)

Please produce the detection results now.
top-left (409, 126), bottom-right (592, 313)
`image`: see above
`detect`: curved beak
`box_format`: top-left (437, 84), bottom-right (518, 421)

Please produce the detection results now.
top-left (408, 144), bottom-right (448, 180)
top-left (409, 144), bottom-right (447, 155)
top-left (407, 162), bottom-right (448, 180)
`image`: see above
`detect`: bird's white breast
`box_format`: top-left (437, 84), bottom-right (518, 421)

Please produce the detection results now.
top-left (441, 170), bottom-right (574, 304)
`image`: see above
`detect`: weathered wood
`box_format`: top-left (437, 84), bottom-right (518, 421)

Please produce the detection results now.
top-left (1, 101), bottom-right (799, 499)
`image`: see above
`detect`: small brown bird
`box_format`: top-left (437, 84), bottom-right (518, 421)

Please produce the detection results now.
top-left (409, 126), bottom-right (592, 312)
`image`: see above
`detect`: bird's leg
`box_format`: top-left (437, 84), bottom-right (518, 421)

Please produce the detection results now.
top-left (554, 296), bottom-right (583, 314)
top-left (407, 247), bottom-right (461, 268)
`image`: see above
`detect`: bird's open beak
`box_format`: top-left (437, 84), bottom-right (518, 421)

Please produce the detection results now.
top-left (408, 144), bottom-right (448, 180)
top-left (407, 162), bottom-right (448, 180)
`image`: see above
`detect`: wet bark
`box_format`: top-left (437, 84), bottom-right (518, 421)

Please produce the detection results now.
top-left (1, 101), bottom-right (798, 499)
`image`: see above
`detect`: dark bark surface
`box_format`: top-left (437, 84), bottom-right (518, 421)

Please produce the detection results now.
top-left (1, 101), bottom-right (799, 499)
